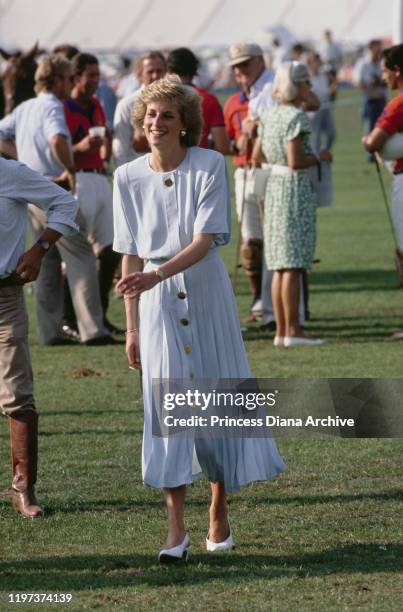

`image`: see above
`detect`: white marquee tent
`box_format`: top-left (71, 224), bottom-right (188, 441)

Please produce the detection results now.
top-left (0, 0), bottom-right (400, 51)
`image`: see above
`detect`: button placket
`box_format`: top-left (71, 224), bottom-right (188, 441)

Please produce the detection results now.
top-left (162, 170), bottom-right (194, 378)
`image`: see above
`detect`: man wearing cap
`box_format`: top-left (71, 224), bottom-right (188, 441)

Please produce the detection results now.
top-left (224, 43), bottom-right (276, 324)
top-left (0, 156), bottom-right (78, 517)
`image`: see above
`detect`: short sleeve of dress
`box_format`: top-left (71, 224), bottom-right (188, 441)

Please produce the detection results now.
top-left (112, 166), bottom-right (139, 255)
top-left (286, 110), bottom-right (311, 141)
top-left (193, 154), bottom-right (231, 246)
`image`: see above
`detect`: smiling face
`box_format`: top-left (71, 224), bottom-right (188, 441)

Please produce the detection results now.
top-left (143, 99), bottom-right (184, 149)
top-left (74, 62), bottom-right (100, 97)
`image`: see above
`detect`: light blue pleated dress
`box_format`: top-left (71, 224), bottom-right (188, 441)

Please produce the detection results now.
top-left (113, 147), bottom-right (286, 492)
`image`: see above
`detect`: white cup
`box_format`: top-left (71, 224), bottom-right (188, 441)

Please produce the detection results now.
top-left (89, 126), bottom-right (106, 138)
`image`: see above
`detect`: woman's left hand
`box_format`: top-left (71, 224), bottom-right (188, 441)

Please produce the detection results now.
top-left (117, 271), bottom-right (159, 297)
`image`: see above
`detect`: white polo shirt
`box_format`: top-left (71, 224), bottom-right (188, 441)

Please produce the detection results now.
top-left (0, 92), bottom-right (71, 179)
top-left (0, 158), bottom-right (78, 277)
top-left (112, 88), bottom-right (143, 168)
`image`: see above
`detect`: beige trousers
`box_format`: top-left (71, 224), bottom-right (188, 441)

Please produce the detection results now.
top-left (0, 286), bottom-right (35, 417)
top-left (29, 206), bottom-right (107, 344)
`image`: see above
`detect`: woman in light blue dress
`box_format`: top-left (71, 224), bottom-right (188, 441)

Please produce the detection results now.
top-left (113, 78), bottom-right (286, 561)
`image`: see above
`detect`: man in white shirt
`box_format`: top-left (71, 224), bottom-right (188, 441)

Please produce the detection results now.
top-left (224, 43), bottom-right (276, 325)
top-left (112, 51), bottom-right (166, 168)
top-left (0, 157), bottom-right (78, 517)
top-left (0, 54), bottom-right (113, 345)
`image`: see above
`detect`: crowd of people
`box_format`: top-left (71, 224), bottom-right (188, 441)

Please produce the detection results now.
top-left (1, 31), bottom-right (403, 559)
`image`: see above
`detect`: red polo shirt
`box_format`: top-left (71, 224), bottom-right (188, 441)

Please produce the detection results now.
top-left (376, 92), bottom-right (403, 173)
top-left (64, 96), bottom-right (106, 171)
top-left (191, 85), bottom-right (225, 149)
top-left (223, 91), bottom-right (250, 167)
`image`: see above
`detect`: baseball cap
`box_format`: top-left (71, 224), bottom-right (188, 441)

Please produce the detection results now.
top-left (228, 43), bottom-right (263, 67)
top-left (290, 61), bottom-right (311, 83)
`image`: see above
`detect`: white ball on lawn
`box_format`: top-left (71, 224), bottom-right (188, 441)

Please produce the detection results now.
top-left (380, 132), bottom-right (403, 160)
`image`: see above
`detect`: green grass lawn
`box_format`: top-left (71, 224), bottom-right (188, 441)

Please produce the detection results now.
top-left (0, 90), bottom-right (402, 611)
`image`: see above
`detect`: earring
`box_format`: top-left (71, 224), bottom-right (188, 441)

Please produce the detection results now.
top-left (142, 125), bottom-right (145, 129)
top-left (180, 129), bottom-right (186, 137)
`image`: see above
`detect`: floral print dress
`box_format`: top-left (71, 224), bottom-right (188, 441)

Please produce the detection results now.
top-left (260, 105), bottom-right (317, 270)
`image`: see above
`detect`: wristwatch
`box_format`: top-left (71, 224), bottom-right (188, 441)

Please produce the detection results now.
top-left (154, 267), bottom-right (165, 281)
top-left (35, 239), bottom-right (51, 253)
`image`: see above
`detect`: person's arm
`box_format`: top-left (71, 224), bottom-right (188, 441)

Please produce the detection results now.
top-left (0, 139), bottom-right (17, 158)
top-left (117, 234), bottom-right (213, 297)
top-left (101, 127), bottom-right (112, 162)
top-left (50, 133), bottom-right (76, 191)
top-left (287, 135), bottom-right (320, 169)
top-left (14, 227), bottom-right (63, 283)
top-left (251, 136), bottom-right (266, 166)
top-left (210, 126), bottom-right (232, 154)
top-left (72, 134), bottom-right (102, 154)
top-left (362, 127), bottom-right (389, 152)
top-left (301, 90), bottom-right (320, 112)
top-left (122, 254), bottom-right (143, 369)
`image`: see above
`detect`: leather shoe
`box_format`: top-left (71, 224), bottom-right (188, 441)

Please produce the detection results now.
top-left (62, 324), bottom-right (80, 341)
top-left (159, 532), bottom-right (190, 563)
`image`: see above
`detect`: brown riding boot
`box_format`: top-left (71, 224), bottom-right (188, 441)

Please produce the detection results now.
top-left (9, 412), bottom-right (44, 518)
top-left (395, 249), bottom-right (403, 288)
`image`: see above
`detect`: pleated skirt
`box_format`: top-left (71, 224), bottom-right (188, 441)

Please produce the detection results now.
top-left (138, 248), bottom-right (286, 491)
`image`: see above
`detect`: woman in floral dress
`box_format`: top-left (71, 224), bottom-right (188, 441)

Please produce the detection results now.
top-left (259, 62), bottom-right (330, 347)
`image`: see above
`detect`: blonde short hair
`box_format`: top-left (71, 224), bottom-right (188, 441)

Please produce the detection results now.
top-left (34, 54), bottom-right (71, 93)
top-left (272, 62), bottom-right (298, 103)
top-left (133, 77), bottom-right (202, 147)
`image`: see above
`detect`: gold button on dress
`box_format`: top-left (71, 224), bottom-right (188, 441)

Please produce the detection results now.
top-left (184, 345), bottom-right (192, 354)
top-left (180, 318), bottom-right (189, 326)
top-left (177, 291), bottom-right (186, 299)
top-left (164, 178), bottom-right (173, 187)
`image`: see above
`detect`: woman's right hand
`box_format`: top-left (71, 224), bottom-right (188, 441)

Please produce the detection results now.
top-left (126, 330), bottom-right (141, 370)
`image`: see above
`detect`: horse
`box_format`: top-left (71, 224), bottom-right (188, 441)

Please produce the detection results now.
top-left (0, 43), bottom-right (39, 117)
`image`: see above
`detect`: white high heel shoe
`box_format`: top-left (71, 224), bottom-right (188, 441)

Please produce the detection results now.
top-left (206, 518), bottom-right (234, 552)
top-left (159, 532), bottom-right (191, 563)
top-left (273, 336), bottom-right (284, 347)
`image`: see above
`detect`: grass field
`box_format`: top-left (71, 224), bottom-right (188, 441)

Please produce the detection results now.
top-left (0, 90), bottom-right (402, 611)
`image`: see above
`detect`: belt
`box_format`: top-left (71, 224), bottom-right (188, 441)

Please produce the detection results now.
top-left (0, 274), bottom-right (24, 287)
top-left (270, 165), bottom-right (293, 176)
top-left (77, 168), bottom-right (107, 175)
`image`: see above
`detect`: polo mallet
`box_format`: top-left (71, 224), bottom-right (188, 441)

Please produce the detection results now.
top-left (374, 156), bottom-right (399, 250)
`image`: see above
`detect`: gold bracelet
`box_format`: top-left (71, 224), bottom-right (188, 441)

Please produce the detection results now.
top-left (125, 328), bottom-right (138, 335)
top-left (123, 295), bottom-right (139, 301)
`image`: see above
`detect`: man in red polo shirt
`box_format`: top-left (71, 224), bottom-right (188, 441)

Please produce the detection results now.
top-left (166, 47), bottom-right (230, 153)
top-left (363, 43), bottom-right (403, 336)
top-left (64, 52), bottom-right (121, 334)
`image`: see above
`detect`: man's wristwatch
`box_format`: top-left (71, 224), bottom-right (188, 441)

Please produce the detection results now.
top-left (35, 239), bottom-right (51, 253)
